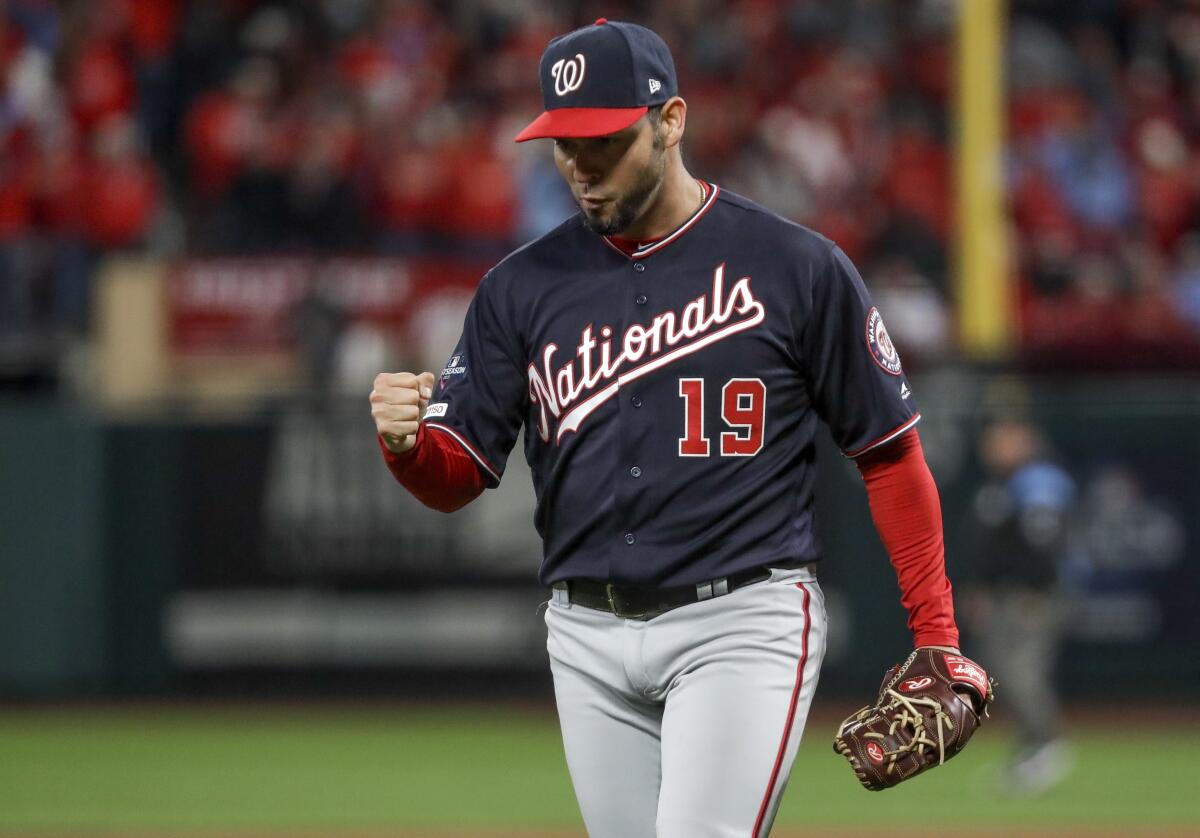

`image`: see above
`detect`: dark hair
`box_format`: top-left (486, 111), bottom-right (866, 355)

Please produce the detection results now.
top-left (647, 105), bottom-right (665, 149)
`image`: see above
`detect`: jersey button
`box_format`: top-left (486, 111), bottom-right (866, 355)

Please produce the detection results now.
top-left (624, 533), bottom-right (636, 545)
top-left (631, 395), bottom-right (642, 407)
top-left (633, 262), bottom-right (646, 272)
top-left (635, 294), bottom-right (647, 305)
top-left (630, 466), bottom-right (642, 478)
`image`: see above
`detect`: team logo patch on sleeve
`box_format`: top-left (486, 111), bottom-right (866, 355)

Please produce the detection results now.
top-left (865, 307), bottom-right (903, 376)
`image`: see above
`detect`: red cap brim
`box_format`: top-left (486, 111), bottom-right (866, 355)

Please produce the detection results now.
top-left (514, 106), bottom-right (648, 142)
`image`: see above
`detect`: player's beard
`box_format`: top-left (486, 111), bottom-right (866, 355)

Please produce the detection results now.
top-left (579, 140), bottom-right (667, 237)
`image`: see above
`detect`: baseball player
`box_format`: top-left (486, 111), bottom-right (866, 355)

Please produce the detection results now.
top-left (372, 20), bottom-right (970, 837)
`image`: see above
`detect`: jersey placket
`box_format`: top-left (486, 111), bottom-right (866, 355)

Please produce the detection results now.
top-left (610, 256), bottom-right (654, 577)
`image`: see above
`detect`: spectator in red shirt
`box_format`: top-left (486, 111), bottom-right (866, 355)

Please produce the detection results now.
top-left (83, 115), bottom-right (160, 250)
top-left (0, 146), bottom-right (35, 339)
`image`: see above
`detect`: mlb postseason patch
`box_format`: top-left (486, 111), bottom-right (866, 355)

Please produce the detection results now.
top-left (864, 307), bottom-right (903, 376)
top-left (441, 354), bottom-right (467, 379)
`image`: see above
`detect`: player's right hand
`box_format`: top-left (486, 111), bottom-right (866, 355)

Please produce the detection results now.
top-left (371, 371), bottom-right (435, 454)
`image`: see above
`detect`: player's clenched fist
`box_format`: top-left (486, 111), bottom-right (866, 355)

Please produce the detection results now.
top-left (371, 371), bottom-right (435, 454)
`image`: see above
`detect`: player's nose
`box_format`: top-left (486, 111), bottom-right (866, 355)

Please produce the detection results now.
top-left (568, 149), bottom-right (604, 183)
top-left (571, 159), bottom-right (602, 184)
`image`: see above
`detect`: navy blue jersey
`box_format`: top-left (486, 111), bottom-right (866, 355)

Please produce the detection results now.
top-left (423, 185), bottom-right (918, 587)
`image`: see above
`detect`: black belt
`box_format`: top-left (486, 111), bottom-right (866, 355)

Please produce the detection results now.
top-left (553, 567), bottom-right (773, 620)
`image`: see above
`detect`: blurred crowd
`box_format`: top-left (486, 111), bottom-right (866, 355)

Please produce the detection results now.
top-left (2, 0), bottom-right (1200, 373)
top-left (1008, 0), bottom-right (1200, 358)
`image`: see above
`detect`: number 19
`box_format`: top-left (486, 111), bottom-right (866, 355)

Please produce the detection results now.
top-left (678, 377), bottom-right (766, 458)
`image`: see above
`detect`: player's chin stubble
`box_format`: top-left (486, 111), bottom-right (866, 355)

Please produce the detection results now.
top-left (579, 145), bottom-right (666, 237)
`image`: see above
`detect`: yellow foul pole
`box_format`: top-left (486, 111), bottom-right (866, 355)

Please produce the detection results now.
top-left (955, 0), bottom-right (1011, 357)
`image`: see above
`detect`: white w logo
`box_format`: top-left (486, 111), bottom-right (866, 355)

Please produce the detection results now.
top-left (551, 54), bottom-right (586, 96)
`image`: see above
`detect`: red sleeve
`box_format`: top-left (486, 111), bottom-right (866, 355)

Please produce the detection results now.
top-left (855, 429), bottom-right (960, 649)
top-left (378, 424), bottom-right (488, 513)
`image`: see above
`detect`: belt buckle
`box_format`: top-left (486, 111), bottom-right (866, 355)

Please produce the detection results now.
top-left (605, 583), bottom-right (646, 620)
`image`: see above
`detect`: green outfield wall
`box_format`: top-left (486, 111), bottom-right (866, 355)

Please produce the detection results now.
top-left (1, 375), bottom-right (1197, 698)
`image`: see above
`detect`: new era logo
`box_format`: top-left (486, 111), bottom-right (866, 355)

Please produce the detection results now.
top-left (648, 78), bottom-right (661, 94)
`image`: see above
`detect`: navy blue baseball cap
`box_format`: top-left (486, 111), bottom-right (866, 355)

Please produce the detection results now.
top-left (514, 18), bottom-right (678, 142)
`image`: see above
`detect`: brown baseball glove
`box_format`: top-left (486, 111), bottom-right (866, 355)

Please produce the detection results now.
top-left (832, 647), bottom-right (995, 790)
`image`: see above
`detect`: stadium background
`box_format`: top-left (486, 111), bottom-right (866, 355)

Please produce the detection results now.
top-left (0, 0), bottom-right (1197, 835)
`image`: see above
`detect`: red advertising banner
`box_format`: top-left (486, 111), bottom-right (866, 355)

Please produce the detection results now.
top-left (168, 257), bottom-right (488, 353)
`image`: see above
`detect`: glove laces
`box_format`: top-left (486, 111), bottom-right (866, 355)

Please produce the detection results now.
top-left (864, 689), bottom-right (955, 774)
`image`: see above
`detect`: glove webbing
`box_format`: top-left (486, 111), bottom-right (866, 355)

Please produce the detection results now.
top-left (863, 689), bottom-right (955, 776)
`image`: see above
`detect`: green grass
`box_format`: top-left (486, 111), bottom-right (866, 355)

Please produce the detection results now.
top-left (0, 705), bottom-right (1196, 834)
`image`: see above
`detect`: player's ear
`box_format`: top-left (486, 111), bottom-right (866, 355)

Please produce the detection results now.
top-left (659, 96), bottom-right (686, 149)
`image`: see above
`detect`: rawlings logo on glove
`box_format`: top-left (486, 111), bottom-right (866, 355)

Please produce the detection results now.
top-left (832, 648), bottom-right (995, 790)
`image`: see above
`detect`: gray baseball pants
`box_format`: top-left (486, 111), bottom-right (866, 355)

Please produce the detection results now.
top-left (544, 566), bottom-right (828, 837)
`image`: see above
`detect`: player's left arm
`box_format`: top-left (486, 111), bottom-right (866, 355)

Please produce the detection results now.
top-left (796, 242), bottom-right (959, 650)
top-left (798, 242), bottom-right (992, 787)
top-left (855, 428), bottom-right (959, 650)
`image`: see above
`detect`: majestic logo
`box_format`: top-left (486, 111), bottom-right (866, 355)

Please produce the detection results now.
top-left (528, 263), bottom-right (765, 444)
top-left (865, 307), bottom-right (902, 376)
top-left (551, 54), bottom-right (586, 96)
top-left (866, 742), bottom-right (885, 764)
top-left (943, 655), bottom-right (988, 695)
top-left (648, 78), bottom-right (661, 94)
top-left (422, 402), bottom-right (448, 419)
top-left (899, 676), bottom-right (934, 693)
